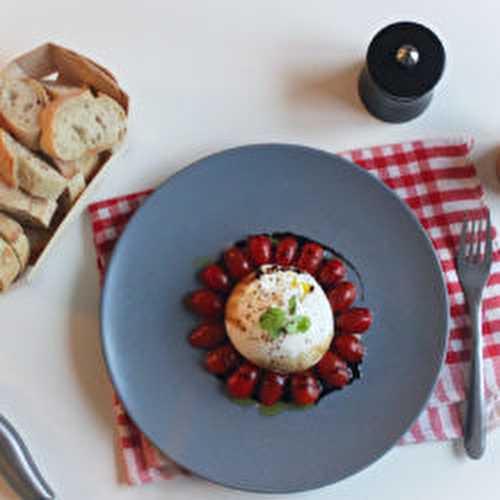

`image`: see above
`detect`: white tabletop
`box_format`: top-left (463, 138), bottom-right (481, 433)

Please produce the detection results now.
top-left (2, 1), bottom-right (500, 499)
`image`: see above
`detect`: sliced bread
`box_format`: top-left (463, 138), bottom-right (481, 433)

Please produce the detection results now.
top-left (63, 172), bottom-right (86, 206)
top-left (0, 213), bottom-right (30, 269)
top-left (0, 236), bottom-right (21, 291)
top-left (53, 152), bottom-right (100, 180)
top-left (0, 78), bottom-right (48, 150)
top-left (0, 129), bottom-right (67, 200)
top-left (0, 181), bottom-right (57, 228)
top-left (79, 152), bottom-right (101, 180)
top-left (40, 90), bottom-right (127, 161)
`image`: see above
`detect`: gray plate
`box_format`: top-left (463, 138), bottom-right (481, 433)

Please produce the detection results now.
top-left (101, 144), bottom-right (448, 493)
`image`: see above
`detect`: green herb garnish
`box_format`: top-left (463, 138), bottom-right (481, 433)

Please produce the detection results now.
top-left (259, 307), bottom-right (288, 339)
top-left (296, 315), bottom-right (311, 332)
top-left (260, 297), bottom-right (311, 339)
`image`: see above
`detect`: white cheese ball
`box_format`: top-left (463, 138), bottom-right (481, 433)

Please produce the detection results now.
top-left (225, 265), bottom-right (334, 373)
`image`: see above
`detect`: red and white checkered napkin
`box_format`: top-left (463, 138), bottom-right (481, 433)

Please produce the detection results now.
top-left (89, 138), bottom-right (500, 486)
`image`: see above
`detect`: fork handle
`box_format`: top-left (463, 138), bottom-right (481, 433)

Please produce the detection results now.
top-left (0, 415), bottom-right (55, 499)
top-left (464, 299), bottom-right (486, 459)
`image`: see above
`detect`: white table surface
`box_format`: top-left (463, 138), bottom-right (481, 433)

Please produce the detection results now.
top-left (2, 1), bottom-right (500, 499)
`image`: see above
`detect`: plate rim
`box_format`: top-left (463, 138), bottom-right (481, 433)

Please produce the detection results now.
top-left (100, 142), bottom-right (449, 493)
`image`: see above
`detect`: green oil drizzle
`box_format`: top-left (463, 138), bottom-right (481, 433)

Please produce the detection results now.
top-left (230, 397), bottom-right (314, 416)
top-left (259, 401), bottom-right (291, 416)
top-left (230, 398), bottom-right (257, 407)
top-left (192, 256), bottom-right (214, 270)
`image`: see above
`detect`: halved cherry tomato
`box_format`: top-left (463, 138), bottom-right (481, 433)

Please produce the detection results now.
top-left (275, 236), bottom-right (299, 267)
top-left (317, 351), bottom-right (352, 388)
top-left (188, 322), bottom-right (226, 349)
top-left (290, 371), bottom-right (322, 405)
top-left (200, 264), bottom-right (231, 292)
top-left (327, 282), bottom-right (357, 313)
top-left (188, 289), bottom-right (224, 318)
top-left (258, 371), bottom-right (288, 406)
top-left (333, 334), bottom-right (365, 363)
top-left (224, 247), bottom-right (252, 280)
top-left (226, 362), bottom-right (259, 398)
top-left (318, 259), bottom-right (346, 287)
top-left (248, 235), bottom-right (273, 266)
top-left (336, 307), bottom-right (372, 333)
top-left (204, 344), bottom-right (240, 375)
top-left (296, 243), bottom-right (324, 274)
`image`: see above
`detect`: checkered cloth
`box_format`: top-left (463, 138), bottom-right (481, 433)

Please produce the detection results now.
top-left (89, 138), bottom-right (500, 485)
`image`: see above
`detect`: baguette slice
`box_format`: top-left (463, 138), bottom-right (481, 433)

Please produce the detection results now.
top-left (0, 213), bottom-right (30, 269)
top-left (0, 181), bottom-right (57, 228)
top-left (0, 78), bottom-right (48, 150)
top-left (0, 236), bottom-right (21, 291)
top-left (79, 152), bottom-right (101, 180)
top-left (42, 82), bottom-right (85, 100)
top-left (0, 129), bottom-right (67, 200)
top-left (40, 90), bottom-right (127, 161)
top-left (53, 152), bottom-right (100, 181)
top-left (63, 172), bottom-right (86, 206)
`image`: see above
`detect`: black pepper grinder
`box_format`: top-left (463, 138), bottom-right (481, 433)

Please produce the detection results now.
top-left (358, 22), bottom-right (446, 123)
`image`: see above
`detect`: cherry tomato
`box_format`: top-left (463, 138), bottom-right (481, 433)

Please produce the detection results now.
top-left (275, 236), bottom-right (299, 266)
top-left (337, 307), bottom-right (372, 334)
top-left (296, 243), bottom-right (324, 274)
top-left (317, 351), bottom-right (352, 388)
top-left (200, 264), bottom-right (231, 292)
top-left (291, 372), bottom-right (322, 405)
top-left (224, 247), bottom-right (252, 280)
top-left (258, 371), bottom-right (288, 406)
top-left (188, 322), bottom-right (226, 349)
top-left (333, 334), bottom-right (365, 364)
top-left (226, 362), bottom-right (259, 398)
top-left (318, 259), bottom-right (346, 287)
top-left (204, 344), bottom-right (240, 375)
top-left (188, 289), bottom-right (224, 318)
top-left (248, 235), bottom-right (273, 266)
top-left (327, 282), bottom-right (357, 313)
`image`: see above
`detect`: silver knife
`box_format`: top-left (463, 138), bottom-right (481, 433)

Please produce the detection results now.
top-left (0, 414), bottom-right (55, 499)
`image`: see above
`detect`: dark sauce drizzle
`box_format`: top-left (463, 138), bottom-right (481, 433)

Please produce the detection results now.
top-left (207, 231), bottom-right (365, 411)
top-left (234, 232), bottom-right (365, 300)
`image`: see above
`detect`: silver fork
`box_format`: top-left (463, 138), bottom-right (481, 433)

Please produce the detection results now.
top-left (456, 211), bottom-right (493, 459)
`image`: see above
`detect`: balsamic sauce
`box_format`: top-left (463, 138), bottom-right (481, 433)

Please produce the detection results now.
top-left (234, 232), bottom-right (365, 299)
top-left (204, 232), bottom-right (366, 411)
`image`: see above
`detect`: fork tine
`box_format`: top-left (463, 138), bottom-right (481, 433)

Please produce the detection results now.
top-left (485, 211), bottom-right (493, 263)
top-left (473, 217), bottom-right (483, 263)
top-left (466, 219), bottom-right (477, 260)
top-left (458, 214), bottom-right (469, 262)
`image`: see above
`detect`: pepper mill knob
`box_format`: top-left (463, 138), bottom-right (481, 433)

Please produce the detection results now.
top-left (396, 44), bottom-right (420, 67)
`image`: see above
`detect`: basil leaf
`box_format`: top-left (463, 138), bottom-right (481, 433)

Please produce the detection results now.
top-left (296, 315), bottom-right (311, 333)
top-left (288, 296), bottom-right (297, 315)
top-left (259, 307), bottom-right (287, 337)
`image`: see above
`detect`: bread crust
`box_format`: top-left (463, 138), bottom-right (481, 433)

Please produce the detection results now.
top-left (0, 129), bottom-right (67, 200)
top-left (40, 90), bottom-right (126, 161)
top-left (39, 90), bottom-right (89, 159)
top-left (0, 78), bottom-right (48, 150)
top-left (0, 236), bottom-right (21, 291)
top-left (0, 181), bottom-right (57, 228)
top-left (0, 213), bottom-right (30, 269)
